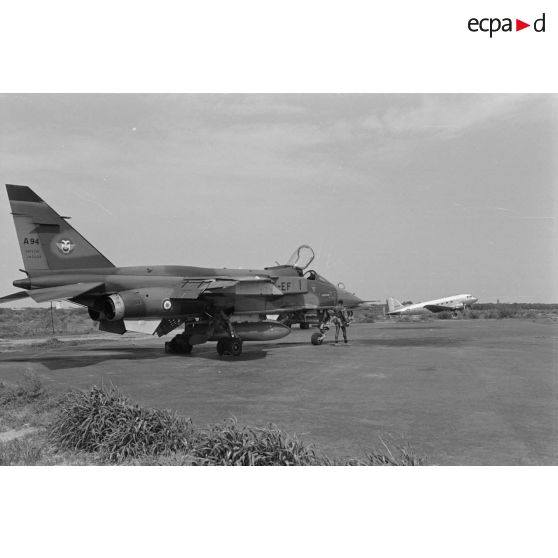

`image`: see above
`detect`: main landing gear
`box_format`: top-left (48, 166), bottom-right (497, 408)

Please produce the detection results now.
top-left (164, 333), bottom-right (244, 357)
top-left (216, 337), bottom-right (243, 357)
top-left (165, 333), bottom-right (193, 354)
top-left (211, 305), bottom-right (243, 357)
top-left (164, 307), bottom-right (245, 358)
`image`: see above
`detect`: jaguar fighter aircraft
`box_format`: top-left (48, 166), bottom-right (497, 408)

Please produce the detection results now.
top-left (1, 185), bottom-right (368, 356)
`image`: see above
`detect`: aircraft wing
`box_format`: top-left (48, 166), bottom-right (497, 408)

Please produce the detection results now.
top-left (189, 277), bottom-right (284, 297)
top-left (0, 282), bottom-right (105, 304)
top-left (0, 291), bottom-right (29, 303)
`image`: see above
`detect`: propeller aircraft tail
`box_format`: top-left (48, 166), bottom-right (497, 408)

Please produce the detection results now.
top-left (387, 297), bottom-right (404, 313)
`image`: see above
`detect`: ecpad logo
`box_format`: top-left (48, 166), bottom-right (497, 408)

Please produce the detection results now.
top-left (468, 13), bottom-right (546, 37)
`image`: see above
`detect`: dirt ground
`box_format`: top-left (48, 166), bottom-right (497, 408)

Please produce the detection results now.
top-left (0, 319), bottom-right (556, 465)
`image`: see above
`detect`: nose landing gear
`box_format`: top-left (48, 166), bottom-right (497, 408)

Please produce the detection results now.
top-left (311, 332), bottom-right (324, 345)
top-left (311, 323), bottom-right (329, 345)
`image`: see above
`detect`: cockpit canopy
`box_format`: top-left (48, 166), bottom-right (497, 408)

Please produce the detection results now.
top-left (286, 245), bottom-right (315, 270)
top-left (304, 269), bottom-right (334, 286)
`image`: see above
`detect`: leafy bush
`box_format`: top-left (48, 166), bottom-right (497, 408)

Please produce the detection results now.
top-left (191, 418), bottom-right (319, 466)
top-left (364, 438), bottom-right (426, 465)
top-left (49, 385), bottom-right (193, 463)
top-left (45, 385), bottom-right (426, 466)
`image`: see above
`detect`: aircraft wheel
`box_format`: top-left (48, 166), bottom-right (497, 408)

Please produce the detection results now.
top-left (300, 323), bottom-right (310, 330)
top-left (311, 332), bottom-right (324, 345)
top-left (216, 338), bottom-right (243, 357)
top-left (165, 336), bottom-right (192, 354)
top-left (178, 340), bottom-right (193, 354)
top-left (229, 338), bottom-right (243, 357)
top-left (216, 339), bottom-right (226, 356)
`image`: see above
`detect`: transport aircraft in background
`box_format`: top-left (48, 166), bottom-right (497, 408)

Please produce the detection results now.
top-left (386, 294), bottom-right (478, 316)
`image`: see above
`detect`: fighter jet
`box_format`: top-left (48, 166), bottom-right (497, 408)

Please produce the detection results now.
top-left (386, 294), bottom-right (478, 317)
top-left (0, 185), bottom-right (368, 356)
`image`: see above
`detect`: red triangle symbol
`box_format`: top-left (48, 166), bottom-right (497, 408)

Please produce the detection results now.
top-left (516, 19), bottom-right (530, 31)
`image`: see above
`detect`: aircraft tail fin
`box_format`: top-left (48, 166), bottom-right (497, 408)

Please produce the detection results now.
top-left (6, 184), bottom-right (115, 272)
top-left (387, 297), bottom-right (404, 313)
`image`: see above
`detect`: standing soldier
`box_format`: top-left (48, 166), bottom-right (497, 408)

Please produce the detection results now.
top-left (331, 299), bottom-right (350, 345)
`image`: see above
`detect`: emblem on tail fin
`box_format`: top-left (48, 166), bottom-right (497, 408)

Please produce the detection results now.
top-left (56, 239), bottom-right (76, 255)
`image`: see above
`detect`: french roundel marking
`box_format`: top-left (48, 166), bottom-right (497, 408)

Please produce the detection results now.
top-left (162, 299), bottom-right (172, 311)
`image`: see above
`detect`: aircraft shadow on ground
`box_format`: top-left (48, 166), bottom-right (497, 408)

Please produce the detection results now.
top-left (1, 347), bottom-right (170, 371)
top-left (0, 335), bottom-right (460, 371)
top-left (0, 344), bottom-right (269, 370)
top-left (80, 346), bottom-right (269, 362)
top-left (187, 347), bottom-right (268, 362)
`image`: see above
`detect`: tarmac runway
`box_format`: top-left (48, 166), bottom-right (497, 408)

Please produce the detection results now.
top-left (1, 320), bottom-right (556, 465)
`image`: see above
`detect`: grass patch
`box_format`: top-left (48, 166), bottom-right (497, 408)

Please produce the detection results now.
top-left (0, 372), bottom-right (60, 433)
top-left (0, 436), bottom-right (43, 466)
top-left (1, 381), bottom-right (426, 466)
top-left (49, 385), bottom-right (193, 463)
top-left (0, 307), bottom-right (97, 338)
top-left (364, 437), bottom-right (426, 465)
top-left (438, 303), bottom-right (558, 320)
top-left (0, 371), bottom-right (45, 406)
top-left (191, 418), bottom-right (320, 465)
top-left (317, 437), bottom-right (426, 466)
top-left (47, 386), bottom-right (425, 465)
top-left (29, 337), bottom-right (64, 349)
top-left (0, 436), bottom-right (100, 466)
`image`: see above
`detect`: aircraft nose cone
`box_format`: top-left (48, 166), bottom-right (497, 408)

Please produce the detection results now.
top-left (337, 289), bottom-right (363, 308)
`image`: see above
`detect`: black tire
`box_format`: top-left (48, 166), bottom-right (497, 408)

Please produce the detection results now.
top-left (311, 332), bottom-right (323, 345)
top-left (300, 323), bottom-right (310, 330)
top-left (216, 338), bottom-right (226, 356)
top-left (165, 336), bottom-right (192, 354)
top-left (230, 338), bottom-right (243, 356)
top-left (178, 341), bottom-right (193, 354)
top-left (216, 337), bottom-right (243, 357)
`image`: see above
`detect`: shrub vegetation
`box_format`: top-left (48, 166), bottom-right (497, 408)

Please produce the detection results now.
top-left (0, 437), bottom-right (43, 466)
top-left (191, 418), bottom-right (320, 465)
top-left (0, 307), bottom-right (96, 338)
top-left (0, 371), bottom-right (45, 406)
top-left (49, 385), bottom-right (193, 463)
top-left (45, 385), bottom-right (425, 465)
top-left (0, 379), bottom-right (425, 466)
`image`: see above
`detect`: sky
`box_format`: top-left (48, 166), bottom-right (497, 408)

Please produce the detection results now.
top-left (0, 94), bottom-right (556, 304)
